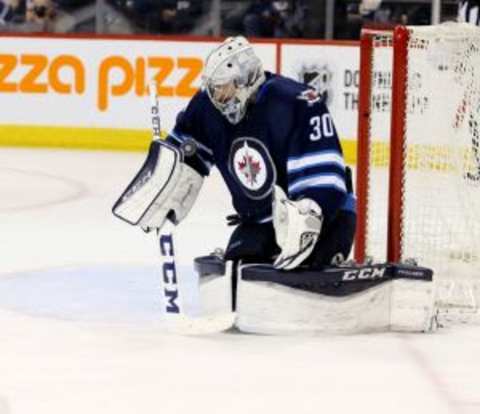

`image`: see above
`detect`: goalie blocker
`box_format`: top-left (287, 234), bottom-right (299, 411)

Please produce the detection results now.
top-left (112, 139), bottom-right (203, 230)
top-left (194, 256), bottom-right (438, 334)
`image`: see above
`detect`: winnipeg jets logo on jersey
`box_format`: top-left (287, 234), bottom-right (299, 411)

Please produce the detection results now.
top-left (237, 149), bottom-right (262, 187)
top-left (229, 137), bottom-right (276, 200)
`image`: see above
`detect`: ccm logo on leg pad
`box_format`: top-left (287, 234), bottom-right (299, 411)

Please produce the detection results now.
top-left (342, 266), bottom-right (387, 281)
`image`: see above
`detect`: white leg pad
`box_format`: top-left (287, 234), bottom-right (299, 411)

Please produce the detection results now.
top-left (235, 270), bottom-right (437, 335)
top-left (390, 279), bottom-right (437, 332)
top-left (198, 261), bottom-right (233, 319)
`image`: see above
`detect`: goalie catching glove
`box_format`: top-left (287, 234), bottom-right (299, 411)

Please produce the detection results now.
top-left (273, 185), bottom-right (323, 270)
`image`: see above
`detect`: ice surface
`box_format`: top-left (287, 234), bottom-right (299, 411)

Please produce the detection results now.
top-left (0, 264), bottom-right (191, 324)
top-left (0, 148), bottom-right (479, 414)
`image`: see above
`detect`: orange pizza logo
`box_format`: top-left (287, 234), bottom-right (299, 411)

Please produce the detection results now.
top-left (98, 56), bottom-right (203, 111)
top-left (0, 53), bottom-right (203, 111)
top-left (0, 54), bottom-right (85, 94)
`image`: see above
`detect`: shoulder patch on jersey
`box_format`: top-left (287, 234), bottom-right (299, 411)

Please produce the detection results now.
top-left (297, 89), bottom-right (321, 106)
top-left (228, 137), bottom-right (277, 200)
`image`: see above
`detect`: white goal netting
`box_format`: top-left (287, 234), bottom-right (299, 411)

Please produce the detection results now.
top-left (360, 23), bottom-right (480, 323)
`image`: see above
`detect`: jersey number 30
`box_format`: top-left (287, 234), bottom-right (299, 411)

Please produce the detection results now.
top-left (309, 114), bottom-right (334, 141)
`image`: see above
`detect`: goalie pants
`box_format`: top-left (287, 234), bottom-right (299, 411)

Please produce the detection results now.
top-left (224, 209), bottom-right (356, 268)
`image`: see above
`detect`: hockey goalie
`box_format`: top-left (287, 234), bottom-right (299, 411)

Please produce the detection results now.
top-left (113, 36), bottom-right (437, 334)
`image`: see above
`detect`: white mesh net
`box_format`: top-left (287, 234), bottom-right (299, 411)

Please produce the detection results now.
top-left (363, 23), bottom-right (480, 323)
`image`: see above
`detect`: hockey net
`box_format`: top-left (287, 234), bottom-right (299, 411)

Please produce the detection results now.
top-left (355, 23), bottom-right (480, 323)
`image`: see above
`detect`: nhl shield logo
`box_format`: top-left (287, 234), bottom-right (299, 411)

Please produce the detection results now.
top-left (229, 137), bottom-right (276, 200)
top-left (296, 60), bottom-right (334, 106)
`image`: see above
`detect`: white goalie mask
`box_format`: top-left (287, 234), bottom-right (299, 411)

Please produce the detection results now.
top-left (202, 36), bottom-right (266, 124)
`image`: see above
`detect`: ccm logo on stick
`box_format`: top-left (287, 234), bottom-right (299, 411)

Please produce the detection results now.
top-left (160, 233), bottom-right (180, 314)
top-left (151, 105), bottom-right (161, 138)
top-left (342, 267), bottom-right (387, 281)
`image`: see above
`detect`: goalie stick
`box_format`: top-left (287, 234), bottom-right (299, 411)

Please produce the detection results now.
top-left (147, 82), bottom-right (183, 317)
top-left (149, 83), bottom-right (234, 333)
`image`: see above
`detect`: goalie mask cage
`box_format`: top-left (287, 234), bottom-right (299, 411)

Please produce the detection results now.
top-left (354, 23), bottom-right (480, 321)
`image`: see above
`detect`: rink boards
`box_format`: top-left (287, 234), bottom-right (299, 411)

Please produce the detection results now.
top-left (0, 34), bottom-right (359, 163)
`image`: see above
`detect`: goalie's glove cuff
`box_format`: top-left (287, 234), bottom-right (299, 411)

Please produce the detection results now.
top-left (272, 185), bottom-right (323, 270)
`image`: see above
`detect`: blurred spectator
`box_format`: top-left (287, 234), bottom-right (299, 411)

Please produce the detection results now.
top-left (458, 0), bottom-right (480, 25)
top-left (334, 0), bottom-right (359, 39)
top-left (0, 0), bottom-right (19, 25)
top-left (243, 0), bottom-right (307, 38)
top-left (356, 0), bottom-right (432, 29)
top-left (50, 0), bottom-right (96, 33)
top-left (55, 0), bottom-right (92, 9)
top-left (127, 0), bottom-right (204, 34)
top-left (358, 0), bottom-right (401, 26)
top-left (26, 0), bottom-right (56, 30)
top-left (359, 0), bottom-right (382, 21)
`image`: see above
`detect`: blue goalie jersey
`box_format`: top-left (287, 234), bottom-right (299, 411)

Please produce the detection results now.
top-left (167, 72), bottom-right (356, 224)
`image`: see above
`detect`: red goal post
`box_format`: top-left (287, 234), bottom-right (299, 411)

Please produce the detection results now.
top-left (354, 23), bottom-right (480, 318)
top-left (355, 26), bottom-right (408, 264)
